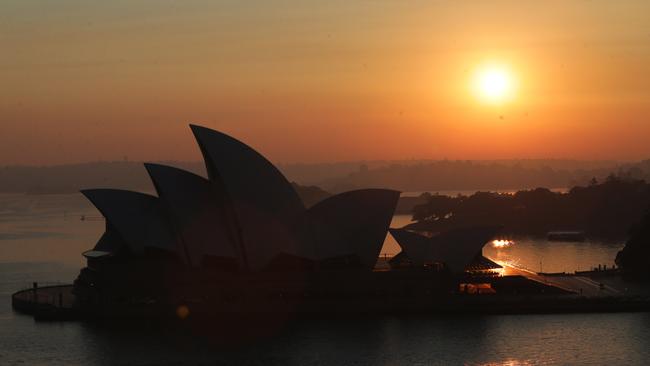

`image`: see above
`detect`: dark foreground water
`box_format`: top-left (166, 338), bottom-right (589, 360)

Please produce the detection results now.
top-left (1, 193), bottom-right (649, 365)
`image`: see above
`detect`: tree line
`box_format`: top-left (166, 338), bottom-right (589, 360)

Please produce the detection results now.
top-left (406, 175), bottom-right (650, 240)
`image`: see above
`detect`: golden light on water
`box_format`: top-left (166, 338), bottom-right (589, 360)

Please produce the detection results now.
top-left (473, 63), bottom-right (516, 105)
top-left (492, 239), bottom-right (514, 248)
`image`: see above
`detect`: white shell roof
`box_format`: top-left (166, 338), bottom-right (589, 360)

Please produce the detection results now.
top-left (145, 163), bottom-right (240, 267)
top-left (81, 125), bottom-right (402, 272)
top-left (389, 226), bottom-right (501, 273)
top-left (81, 189), bottom-right (177, 255)
top-left (190, 124), bottom-right (310, 270)
top-left (307, 189), bottom-right (400, 269)
top-left (91, 223), bottom-right (126, 253)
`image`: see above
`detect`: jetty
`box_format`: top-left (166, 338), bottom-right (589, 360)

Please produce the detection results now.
top-left (12, 283), bottom-right (77, 321)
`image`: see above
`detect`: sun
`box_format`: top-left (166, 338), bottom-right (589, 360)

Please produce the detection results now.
top-left (473, 64), bottom-right (515, 104)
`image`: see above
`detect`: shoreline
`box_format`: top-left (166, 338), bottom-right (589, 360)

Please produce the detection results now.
top-left (13, 281), bottom-right (650, 322)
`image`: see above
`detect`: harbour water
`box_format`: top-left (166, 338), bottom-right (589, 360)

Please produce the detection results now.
top-left (1, 193), bottom-right (649, 365)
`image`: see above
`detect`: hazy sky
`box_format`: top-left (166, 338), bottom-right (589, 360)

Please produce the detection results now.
top-left (2, 1), bottom-right (650, 165)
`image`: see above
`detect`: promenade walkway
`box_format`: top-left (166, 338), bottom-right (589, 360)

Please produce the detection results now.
top-left (498, 262), bottom-right (625, 297)
top-left (12, 284), bottom-right (76, 319)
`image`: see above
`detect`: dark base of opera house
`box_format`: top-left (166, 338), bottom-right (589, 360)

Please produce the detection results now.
top-left (12, 262), bottom-right (650, 323)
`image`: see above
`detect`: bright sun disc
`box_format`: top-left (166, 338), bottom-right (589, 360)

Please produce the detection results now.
top-left (474, 65), bottom-right (514, 104)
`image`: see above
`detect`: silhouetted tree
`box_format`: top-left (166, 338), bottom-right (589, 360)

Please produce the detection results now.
top-left (407, 178), bottom-right (650, 239)
top-left (616, 207), bottom-right (650, 281)
top-left (412, 193), bottom-right (459, 221)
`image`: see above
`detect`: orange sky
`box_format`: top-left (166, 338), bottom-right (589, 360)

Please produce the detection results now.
top-left (2, 1), bottom-right (650, 165)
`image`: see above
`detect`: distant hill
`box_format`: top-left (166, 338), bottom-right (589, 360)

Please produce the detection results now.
top-left (313, 160), bottom-right (636, 193)
top-left (3, 159), bottom-right (644, 195)
top-left (0, 161), bottom-right (204, 194)
top-left (279, 159), bottom-right (622, 189)
top-left (0, 161), bottom-right (331, 207)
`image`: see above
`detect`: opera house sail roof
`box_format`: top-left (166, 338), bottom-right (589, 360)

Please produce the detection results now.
top-left (190, 125), bottom-right (311, 270)
top-left (81, 124), bottom-right (400, 273)
top-left (389, 226), bottom-right (501, 273)
top-left (307, 189), bottom-right (400, 269)
top-left (81, 189), bottom-right (177, 256)
top-left (144, 163), bottom-right (239, 268)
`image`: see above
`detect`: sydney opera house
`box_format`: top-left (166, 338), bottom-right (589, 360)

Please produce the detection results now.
top-left (70, 125), bottom-right (561, 319)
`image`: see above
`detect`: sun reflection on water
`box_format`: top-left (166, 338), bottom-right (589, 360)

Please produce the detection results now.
top-left (491, 239), bottom-right (514, 248)
top-left (468, 360), bottom-right (535, 366)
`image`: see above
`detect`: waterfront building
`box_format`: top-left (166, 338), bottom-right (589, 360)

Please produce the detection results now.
top-left (64, 125), bottom-right (568, 320)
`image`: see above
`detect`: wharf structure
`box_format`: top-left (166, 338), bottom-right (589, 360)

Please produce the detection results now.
top-left (14, 125), bottom-right (617, 322)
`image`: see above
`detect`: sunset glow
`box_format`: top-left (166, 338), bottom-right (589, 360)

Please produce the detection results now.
top-left (3, 2), bottom-right (650, 165)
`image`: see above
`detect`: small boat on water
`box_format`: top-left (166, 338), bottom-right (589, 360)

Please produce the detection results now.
top-left (547, 231), bottom-right (586, 242)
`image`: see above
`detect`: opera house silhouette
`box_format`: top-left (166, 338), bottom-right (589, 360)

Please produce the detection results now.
top-left (388, 227), bottom-right (503, 273)
top-left (69, 125), bottom-right (550, 320)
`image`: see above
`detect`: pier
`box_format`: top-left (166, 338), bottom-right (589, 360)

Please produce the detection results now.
top-left (11, 283), bottom-right (77, 320)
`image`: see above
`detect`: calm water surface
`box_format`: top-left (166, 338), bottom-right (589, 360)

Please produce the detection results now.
top-left (1, 193), bottom-right (648, 365)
